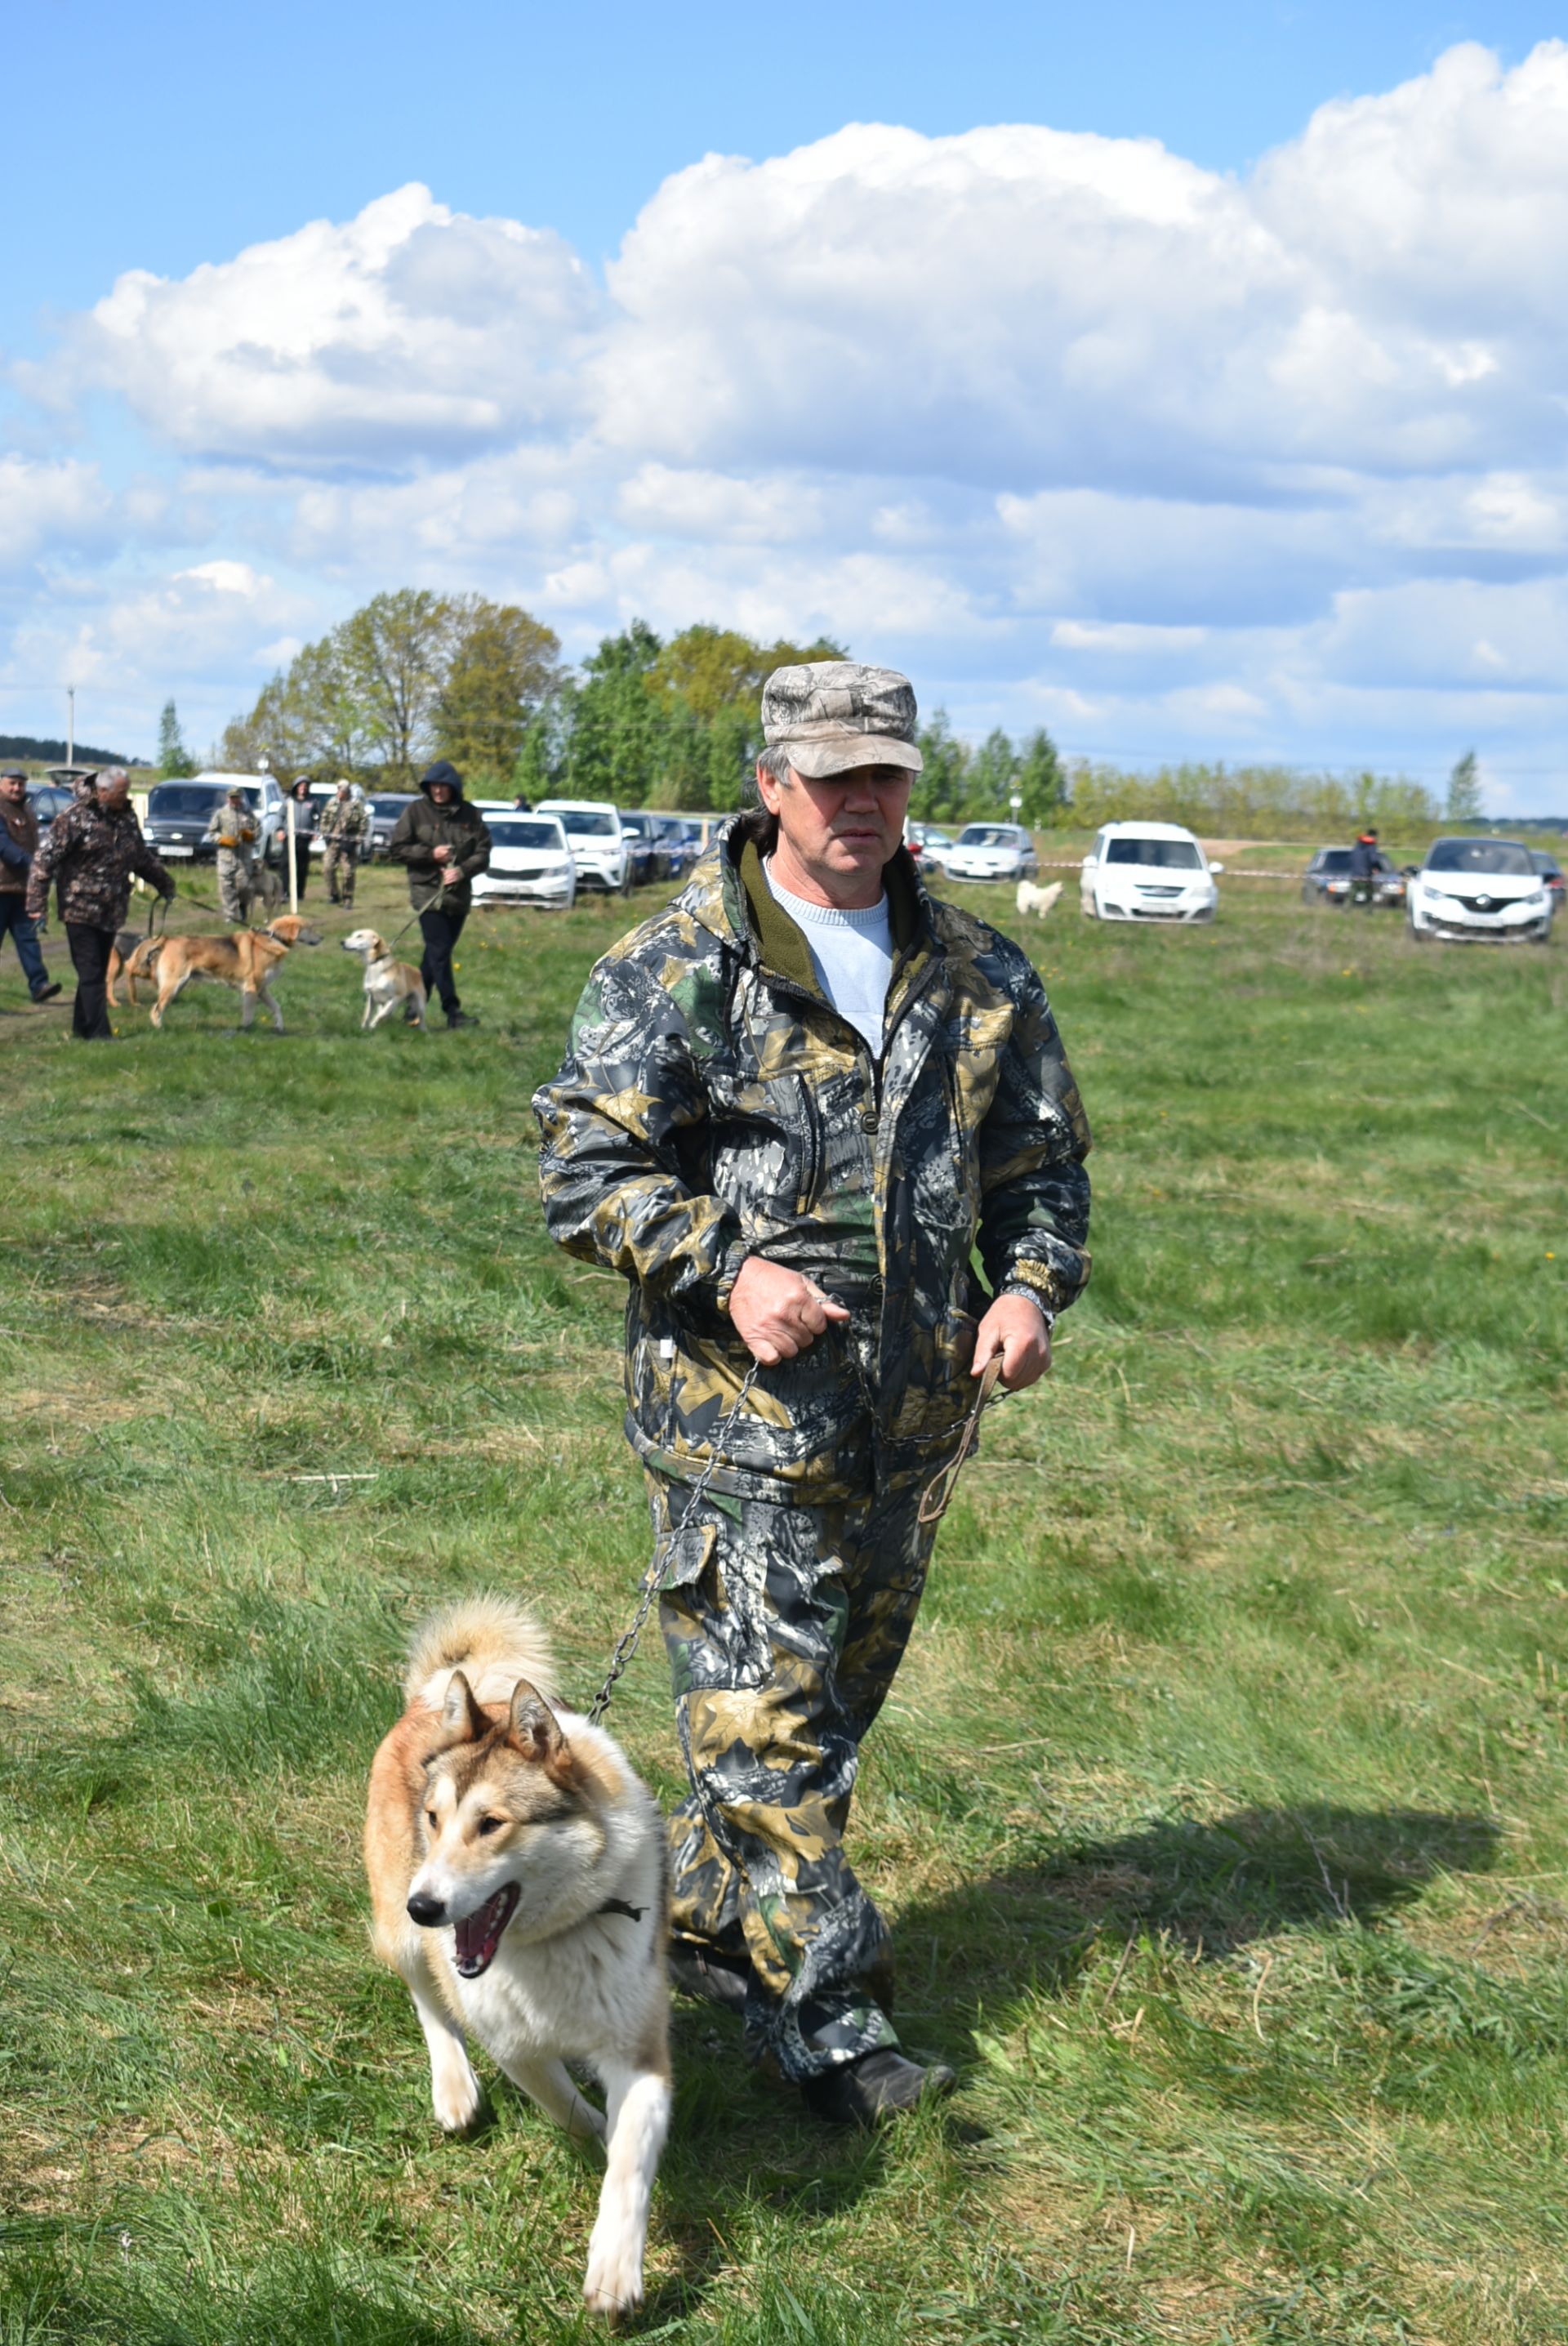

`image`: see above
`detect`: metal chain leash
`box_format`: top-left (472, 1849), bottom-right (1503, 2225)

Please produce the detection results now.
top-left (587, 1360), bottom-right (760, 1724)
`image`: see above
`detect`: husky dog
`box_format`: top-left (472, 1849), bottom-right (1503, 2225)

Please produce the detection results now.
top-left (341, 928), bottom-right (428, 1031)
top-left (364, 1599), bottom-right (672, 2320)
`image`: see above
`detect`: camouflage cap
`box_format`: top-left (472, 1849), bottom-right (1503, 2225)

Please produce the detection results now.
top-left (761, 660), bottom-right (923, 780)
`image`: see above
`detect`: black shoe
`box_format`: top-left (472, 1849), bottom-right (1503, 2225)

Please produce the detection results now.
top-left (31, 982), bottom-right (62, 1002)
top-left (800, 2049), bottom-right (956, 2128)
top-left (446, 1010), bottom-right (480, 1030)
top-left (668, 1942), bottom-right (751, 2014)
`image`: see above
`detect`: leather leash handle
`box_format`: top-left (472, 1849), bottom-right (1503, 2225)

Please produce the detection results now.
top-left (919, 1353), bottom-right (1004, 1524)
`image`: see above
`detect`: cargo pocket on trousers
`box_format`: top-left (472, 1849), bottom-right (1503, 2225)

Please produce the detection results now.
top-left (657, 1515), bottom-right (719, 1591)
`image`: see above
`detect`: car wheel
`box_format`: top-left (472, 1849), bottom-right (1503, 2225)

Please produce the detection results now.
top-left (618, 863), bottom-right (634, 894)
top-left (1407, 914), bottom-right (1431, 944)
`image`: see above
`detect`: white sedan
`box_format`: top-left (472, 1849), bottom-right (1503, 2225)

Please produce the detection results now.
top-left (1080, 822), bottom-right (1221, 922)
top-left (1406, 837), bottom-right (1552, 943)
top-left (941, 823), bottom-right (1039, 883)
top-left (471, 813), bottom-right (577, 909)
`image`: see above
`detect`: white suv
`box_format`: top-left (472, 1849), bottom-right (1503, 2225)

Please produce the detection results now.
top-left (1406, 837), bottom-right (1552, 944)
top-left (535, 800), bottom-right (632, 894)
top-left (1080, 822), bottom-right (1220, 922)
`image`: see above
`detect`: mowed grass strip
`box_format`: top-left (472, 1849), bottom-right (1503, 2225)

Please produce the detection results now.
top-left (2, 863), bottom-right (1566, 2344)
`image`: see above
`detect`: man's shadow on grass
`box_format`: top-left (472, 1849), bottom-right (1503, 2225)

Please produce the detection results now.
top-left (898, 1802), bottom-right (1502, 2041)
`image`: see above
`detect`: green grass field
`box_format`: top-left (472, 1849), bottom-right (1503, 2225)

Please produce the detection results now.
top-left (2, 854), bottom-right (1566, 2344)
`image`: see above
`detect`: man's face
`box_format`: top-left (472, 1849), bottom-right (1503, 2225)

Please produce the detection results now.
top-left (0, 774), bottom-right (24, 806)
top-left (428, 783), bottom-right (455, 806)
top-left (755, 761), bottom-right (912, 883)
top-left (98, 773), bottom-right (130, 811)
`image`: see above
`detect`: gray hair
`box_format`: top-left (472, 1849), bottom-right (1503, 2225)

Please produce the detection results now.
top-left (756, 744), bottom-right (795, 787)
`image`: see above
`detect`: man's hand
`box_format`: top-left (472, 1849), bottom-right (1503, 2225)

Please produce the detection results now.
top-left (973, 1293), bottom-right (1052, 1390)
top-left (432, 844), bottom-right (453, 864)
top-left (440, 863), bottom-right (464, 885)
top-left (728, 1256), bottom-right (850, 1366)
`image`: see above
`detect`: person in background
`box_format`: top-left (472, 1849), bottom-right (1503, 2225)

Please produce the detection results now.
top-left (318, 781), bottom-right (368, 907)
top-left (25, 768), bottom-right (173, 1040)
top-left (287, 778), bottom-right (316, 902)
top-left (0, 765), bottom-right (61, 1002)
top-left (1349, 827), bottom-right (1380, 908)
top-left (386, 760), bottom-right (491, 1030)
top-left (207, 783), bottom-right (260, 923)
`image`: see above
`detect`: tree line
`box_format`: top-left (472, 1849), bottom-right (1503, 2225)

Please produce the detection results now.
top-left (210, 592), bottom-right (1071, 820)
top-left (203, 588), bottom-right (1494, 836)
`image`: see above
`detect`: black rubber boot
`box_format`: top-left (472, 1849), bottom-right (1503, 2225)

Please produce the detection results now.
top-left (800, 2049), bottom-right (956, 2128)
top-left (667, 1942), bottom-right (752, 2014)
top-left (446, 1009), bottom-right (480, 1030)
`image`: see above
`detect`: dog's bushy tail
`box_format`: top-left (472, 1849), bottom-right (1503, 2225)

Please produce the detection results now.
top-left (404, 1596), bottom-right (558, 1713)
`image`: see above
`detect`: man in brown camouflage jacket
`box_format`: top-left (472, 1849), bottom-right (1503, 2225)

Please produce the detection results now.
top-left (535, 662), bottom-right (1091, 2127)
top-left (26, 768), bottom-right (174, 1039)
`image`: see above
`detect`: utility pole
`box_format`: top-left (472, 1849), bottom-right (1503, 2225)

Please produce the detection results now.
top-left (66, 684), bottom-right (75, 767)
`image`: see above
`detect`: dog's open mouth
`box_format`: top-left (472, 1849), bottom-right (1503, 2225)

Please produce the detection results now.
top-left (452, 1883), bottom-right (519, 1978)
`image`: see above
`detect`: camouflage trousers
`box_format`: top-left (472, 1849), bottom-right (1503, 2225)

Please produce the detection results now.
top-left (323, 842), bottom-right (359, 903)
top-left (216, 850), bottom-right (254, 925)
top-left (649, 1463), bottom-right (937, 2081)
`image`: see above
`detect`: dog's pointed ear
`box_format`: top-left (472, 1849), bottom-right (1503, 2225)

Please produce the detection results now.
top-left (508, 1679), bottom-right (571, 1777)
top-left (427, 1669), bottom-right (488, 1752)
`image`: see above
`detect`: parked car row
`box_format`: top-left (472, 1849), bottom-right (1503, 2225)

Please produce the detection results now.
top-left (466, 801), bottom-right (707, 910)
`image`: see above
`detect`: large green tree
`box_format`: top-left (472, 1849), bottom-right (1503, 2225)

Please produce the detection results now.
top-left (433, 596), bottom-right (562, 790)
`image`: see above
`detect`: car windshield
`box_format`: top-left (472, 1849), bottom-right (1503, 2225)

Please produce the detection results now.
top-left (620, 814), bottom-right (650, 837)
top-left (556, 810), bottom-right (616, 837)
top-left (1107, 836), bottom-right (1203, 868)
top-left (1316, 850), bottom-right (1354, 873)
top-left (1425, 839), bottom-right (1535, 876)
top-left (957, 826), bottom-right (1018, 847)
top-left (488, 821), bottom-right (562, 850)
top-left (148, 785), bottom-right (250, 815)
top-left (371, 796), bottom-right (412, 816)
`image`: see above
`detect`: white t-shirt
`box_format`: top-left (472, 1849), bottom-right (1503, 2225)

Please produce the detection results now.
top-left (764, 858), bottom-right (894, 1058)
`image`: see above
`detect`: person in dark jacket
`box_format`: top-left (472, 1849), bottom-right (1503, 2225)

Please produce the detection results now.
top-left (1348, 827), bottom-right (1379, 907)
top-left (25, 767), bottom-right (173, 1039)
top-left (286, 778), bottom-right (316, 902)
top-left (386, 761), bottom-right (491, 1029)
top-left (0, 765), bottom-right (61, 1001)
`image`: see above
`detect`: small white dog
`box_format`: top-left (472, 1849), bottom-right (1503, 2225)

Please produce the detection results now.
top-left (366, 1599), bottom-right (671, 2320)
top-left (1015, 879), bottom-right (1063, 919)
top-left (341, 928), bottom-right (427, 1030)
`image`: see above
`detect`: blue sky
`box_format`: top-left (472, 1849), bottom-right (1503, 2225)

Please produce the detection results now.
top-left (3, 4), bottom-right (1566, 806)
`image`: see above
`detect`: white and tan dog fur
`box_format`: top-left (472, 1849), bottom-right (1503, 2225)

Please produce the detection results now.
top-left (341, 928), bottom-right (428, 1030)
top-left (365, 1600), bottom-right (672, 2320)
top-left (1015, 878), bottom-right (1063, 919)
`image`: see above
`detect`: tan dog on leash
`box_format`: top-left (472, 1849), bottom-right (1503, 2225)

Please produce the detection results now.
top-left (148, 913), bottom-right (321, 1032)
top-left (341, 928), bottom-right (428, 1030)
top-left (366, 1599), bottom-right (672, 2320)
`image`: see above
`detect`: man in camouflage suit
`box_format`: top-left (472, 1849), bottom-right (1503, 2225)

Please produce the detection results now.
top-left (535, 662), bottom-right (1091, 2126)
top-left (26, 767), bottom-right (174, 1039)
top-left (318, 781), bottom-right (368, 907)
top-left (206, 783), bottom-right (261, 923)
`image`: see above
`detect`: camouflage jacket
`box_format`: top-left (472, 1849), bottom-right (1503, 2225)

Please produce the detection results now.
top-left (534, 822), bottom-right (1091, 1501)
top-left (206, 805), bottom-right (258, 857)
top-left (318, 796), bottom-right (368, 845)
top-left (25, 799), bottom-right (172, 930)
